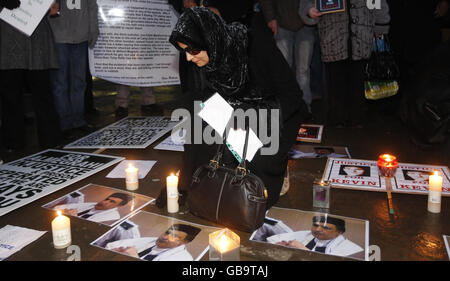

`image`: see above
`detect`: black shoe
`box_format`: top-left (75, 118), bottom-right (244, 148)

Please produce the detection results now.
top-left (141, 104), bottom-right (163, 116)
top-left (115, 107), bottom-right (128, 119)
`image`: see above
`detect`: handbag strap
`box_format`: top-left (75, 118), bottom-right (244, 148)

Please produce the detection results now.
top-left (235, 123), bottom-right (250, 178)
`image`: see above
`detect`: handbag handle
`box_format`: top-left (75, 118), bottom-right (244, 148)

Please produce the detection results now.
top-left (235, 122), bottom-right (250, 178)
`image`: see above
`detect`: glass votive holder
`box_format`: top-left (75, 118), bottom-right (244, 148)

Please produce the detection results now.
top-left (209, 228), bottom-right (240, 261)
top-left (313, 179), bottom-right (330, 209)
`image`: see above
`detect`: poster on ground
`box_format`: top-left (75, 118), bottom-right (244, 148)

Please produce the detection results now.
top-left (0, 0), bottom-right (53, 36)
top-left (64, 116), bottom-right (179, 149)
top-left (91, 211), bottom-right (219, 261)
top-left (42, 184), bottom-right (154, 226)
top-left (322, 158), bottom-right (450, 196)
top-left (89, 0), bottom-right (180, 87)
top-left (296, 124), bottom-right (323, 143)
top-left (289, 144), bottom-right (350, 159)
top-left (0, 150), bottom-right (123, 217)
top-left (250, 207), bottom-right (369, 261)
top-left (444, 235), bottom-right (450, 260)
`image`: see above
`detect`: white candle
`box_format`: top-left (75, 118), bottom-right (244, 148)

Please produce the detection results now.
top-left (428, 171), bottom-right (443, 213)
top-left (52, 211), bottom-right (71, 249)
top-left (166, 173), bottom-right (179, 213)
top-left (125, 163), bottom-right (139, 191)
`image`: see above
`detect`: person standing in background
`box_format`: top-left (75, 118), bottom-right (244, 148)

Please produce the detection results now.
top-left (0, 0), bottom-right (62, 152)
top-left (48, 0), bottom-right (99, 138)
top-left (260, 0), bottom-right (316, 112)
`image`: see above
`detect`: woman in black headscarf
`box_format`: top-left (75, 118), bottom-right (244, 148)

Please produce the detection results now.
top-left (169, 7), bottom-right (310, 209)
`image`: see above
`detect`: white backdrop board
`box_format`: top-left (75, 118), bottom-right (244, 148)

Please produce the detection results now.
top-left (64, 116), bottom-right (179, 149)
top-left (89, 0), bottom-right (180, 87)
top-left (322, 158), bottom-right (450, 196)
top-left (0, 150), bottom-right (124, 217)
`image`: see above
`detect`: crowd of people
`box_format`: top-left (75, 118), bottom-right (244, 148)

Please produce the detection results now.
top-left (0, 0), bottom-right (449, 204)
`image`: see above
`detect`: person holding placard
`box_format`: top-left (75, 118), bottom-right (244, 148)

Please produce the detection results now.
top-left (299, 0), bottom-right (390, 128)
top-left (0, 1), bottom-right (62, 152)
top-left (169, 7), bottom-right (310, 208)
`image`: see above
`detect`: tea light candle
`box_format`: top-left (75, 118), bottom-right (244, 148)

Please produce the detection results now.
top-left (428, 171), bottom-right (443, 213)
top-left (166, 173), bottom-right (179, 213)
top-left (52, 211), bottom-right (71, 249)
top-left (125, 163), bottom-right (139, 191)
top-left (209, 228), bottom-right (240, 261)
top-left (313, 179), bottom-right (330, 209)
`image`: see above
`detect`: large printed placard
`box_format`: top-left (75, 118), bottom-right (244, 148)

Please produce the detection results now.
top-left (0, 0), bottom-right (53, 36)
top-left (64, 116), bottom-right (179, 149)
top-left (89, 0), bottom-right (180, 87)
top-left (322, 158), bottom-right (450, 196)
top-left (0, 150), bottom-right (124, 217)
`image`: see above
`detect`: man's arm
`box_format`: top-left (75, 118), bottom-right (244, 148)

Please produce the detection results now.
top-left (88, 0), bottom-right (100, 48)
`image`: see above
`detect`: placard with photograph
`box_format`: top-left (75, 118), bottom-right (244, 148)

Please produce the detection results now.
top-left (289, 144), bottom-right (350, 159)
top-left (0, 150), bottom-right (123, 217)
top-left (322, 158), bottom-right (450, 196)
top-left (42, 184), bottom-right (154, 226)
top-left (296, 124), bottom-right (323, 143)
top-left (315, 0), bottom-right (345, 14)
top-left (64, 116), bottom-right (179, 149)
top-left (91, 211), bottom-right (220, 261)
top-left (250, 207), bottom-right (369, 261)
top-left (444, 235), bottom-right (450, 260)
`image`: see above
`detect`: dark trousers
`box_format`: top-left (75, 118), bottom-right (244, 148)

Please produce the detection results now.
top-left (324, 59), bottom-right (367, 126)
top-left (0, 69), bottom-right (61, 149)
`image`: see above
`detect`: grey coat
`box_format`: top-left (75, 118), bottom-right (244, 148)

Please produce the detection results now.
top-left (48, 0), bottom-right (99, 46)
top-left (299, 0), bottom-right (390, 62)
top-left (0, 15), bottom-right (59, 70)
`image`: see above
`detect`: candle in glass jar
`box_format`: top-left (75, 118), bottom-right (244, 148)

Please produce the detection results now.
top-left (377, 154), bottom-right (399, 177)
top-left (166, 173), bottom-right (179, 213)
top-left (428, 171), bottom-right (443, 213)
top-left (209, 228), bottom-right (240, 261)
top-left (125, 163), bottom-right (139, 191)
top-left (52, 211), bottom-right (71, 249)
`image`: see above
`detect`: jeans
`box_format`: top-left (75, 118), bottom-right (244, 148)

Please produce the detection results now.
top-left (275, 26), bottom-right (316, 108)
top-left (51, 42), bottom-right (88, 131)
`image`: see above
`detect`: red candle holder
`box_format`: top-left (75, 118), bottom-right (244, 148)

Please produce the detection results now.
top-left (377, 154), bottom-right (398, 177)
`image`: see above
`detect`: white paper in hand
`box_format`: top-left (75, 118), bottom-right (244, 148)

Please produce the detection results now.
top-left (197, 93), bottom-right (234, 137)
top-left (226, 128), bottom-right (263, 162)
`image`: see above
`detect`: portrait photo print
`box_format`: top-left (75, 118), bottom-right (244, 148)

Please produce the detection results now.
top-left (42, 184), bottom-right (154, 226)
top-left (250, 207), bottom-right (369, 261)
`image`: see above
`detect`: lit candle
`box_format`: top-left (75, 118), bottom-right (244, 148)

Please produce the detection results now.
top-left (377, 154), bottom-right (398, 215)
top-left (377, 154), bottom-right (399, 177)
top-left (428, 171), bottom-right (443, 213)
top-left (166, 173), bottom-right (179, 213)
top-left (209, 228), bottom-right (240, 261)
top-left (52, 211), bottom-right (71, 249)
top-left (313, 179), bottom-right (330, 209)
top-left (125, 163), bottom-right (139, 191)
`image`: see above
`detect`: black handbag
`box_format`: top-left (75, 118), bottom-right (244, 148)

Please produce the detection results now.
top-left (187, 126), bottom-right (268, 233)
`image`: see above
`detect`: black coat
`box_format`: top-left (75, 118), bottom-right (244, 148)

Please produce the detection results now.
top-left (171, 8), bottom-right (310, 208)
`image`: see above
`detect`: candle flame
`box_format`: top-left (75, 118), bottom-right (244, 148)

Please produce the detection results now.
top-left (170, 173), bottom-right (175, 177)
top-left (218, 234), bottom-right (231, 253)
top-left (433, 171), bottom-right (439, 176)
top-left (128, 163), bottom-right (133, 169)
top-left (57, 210), bottom-right (62, 216)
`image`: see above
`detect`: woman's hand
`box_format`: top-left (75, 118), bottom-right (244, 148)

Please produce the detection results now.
top-left (49, 1), bottom-right (60, 16)
top-left (308, 7), bottom-right (323, 19)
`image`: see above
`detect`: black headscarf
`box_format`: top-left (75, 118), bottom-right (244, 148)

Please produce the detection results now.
top-left (169, 7), bottom-right (248, 97)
